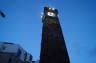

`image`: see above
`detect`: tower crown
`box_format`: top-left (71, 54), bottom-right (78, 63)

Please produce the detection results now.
top-left (44, 7), bottom-right (58, 17)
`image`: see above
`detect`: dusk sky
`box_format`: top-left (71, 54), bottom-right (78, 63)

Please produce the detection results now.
top-left (0, 0), bottom-right (96, 63)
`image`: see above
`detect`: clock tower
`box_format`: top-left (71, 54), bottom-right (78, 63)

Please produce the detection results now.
top-left (39, 7), bottom-right (70, 63)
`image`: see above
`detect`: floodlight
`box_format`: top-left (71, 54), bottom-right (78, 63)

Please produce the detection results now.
top-left (47, 12), bottom-right (56, 17)
top-left (52, 8), bottom-right (55, 10)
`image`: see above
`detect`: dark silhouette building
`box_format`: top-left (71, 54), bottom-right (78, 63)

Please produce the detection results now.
top-left (39, 7), bottom-right (70, 63)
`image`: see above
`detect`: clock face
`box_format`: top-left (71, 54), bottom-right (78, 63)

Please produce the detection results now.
top-left (47, 12), bottom-right (56, 17)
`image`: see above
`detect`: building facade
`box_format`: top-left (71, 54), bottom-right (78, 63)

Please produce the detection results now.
top-left (0, 42), bottom-right (32, 63)
top-left (39, 7), bottom-right (70, 63)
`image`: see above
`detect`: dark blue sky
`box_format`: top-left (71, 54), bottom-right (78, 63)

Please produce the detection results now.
top-left (0, 0), bottom-right (96, 63)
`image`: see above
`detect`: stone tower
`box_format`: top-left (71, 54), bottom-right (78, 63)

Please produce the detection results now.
top-left (39, 7), bottom-right (70, 63)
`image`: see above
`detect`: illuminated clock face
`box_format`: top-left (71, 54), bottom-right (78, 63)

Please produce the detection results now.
top-left (47, 12), bottom-right (56, 17)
